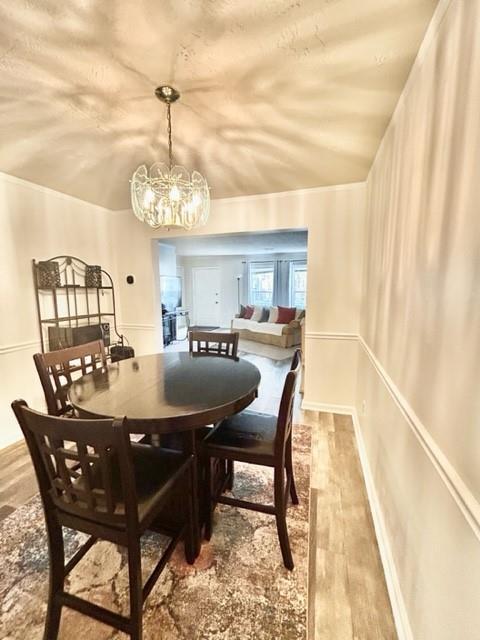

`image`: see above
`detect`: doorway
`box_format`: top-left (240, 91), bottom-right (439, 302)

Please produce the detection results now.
top-left (192, 267), bottom-right (221, 326)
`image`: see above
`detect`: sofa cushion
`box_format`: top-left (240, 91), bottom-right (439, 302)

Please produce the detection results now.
top-left (251, 305), bottom-right (263, 322)
top-left (277, 306), bottom-right (296, 323)
top-left (244, 305), bottom-right (254, 319)
top-left (268, 306), bottom-right (278, 323)
top-left (259, 307), bottom-right (269, 322)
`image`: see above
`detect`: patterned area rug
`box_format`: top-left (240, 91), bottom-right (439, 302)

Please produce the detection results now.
top-left (0, 424), bottom-right (310, 640)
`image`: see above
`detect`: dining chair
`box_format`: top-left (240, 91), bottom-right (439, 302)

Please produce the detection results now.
top-left (223, 344), bottom-right (302, 493)
top-left (33, 340), bottom-right (107, 416)
top-left (188, 329), bottom-right (240, 500)
top-left (11, 400), bottom-right (196, 640)
top-left (290, 346), bottom-right (301, 372)
top-left (188, 330), bottom-right (239, 359)
top-left (202, 349), bottom-right (301, 570)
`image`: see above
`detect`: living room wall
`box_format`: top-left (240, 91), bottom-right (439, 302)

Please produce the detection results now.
top-left (177, 251), bottom-right (307, 329)
top-left (112, 182), bottom-right (366, 410)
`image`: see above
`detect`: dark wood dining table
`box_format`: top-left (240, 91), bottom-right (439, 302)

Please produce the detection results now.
top-left (68, 351), bottom-right (261, 555)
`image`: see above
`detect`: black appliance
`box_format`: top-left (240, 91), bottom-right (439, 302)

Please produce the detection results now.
top-left (47, 323), bottom-right (110, 351)
top-left (110, 345), bottom-right (135, 362)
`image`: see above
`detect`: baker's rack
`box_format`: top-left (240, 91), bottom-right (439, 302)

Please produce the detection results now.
top-left (32, 255), bottom-right (124, 354)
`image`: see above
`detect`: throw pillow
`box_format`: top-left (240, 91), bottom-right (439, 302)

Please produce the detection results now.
top-left (276, 306), bottom-right (296, 324)
top-left (268, 306), bottom-right (279, 323)
top-left (296, 309), bottom-right (306, 320)
top-left (251, 305), bottom-right (263, 322)
top-left (238, 305), bottom-right (246, 318)
top-left (243, 305), bottom-right (254, 319)
top-left (259, 307), bottom-right (269, 322)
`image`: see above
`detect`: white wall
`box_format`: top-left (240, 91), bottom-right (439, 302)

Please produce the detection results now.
top-left (112, 182), bottom-right (366, 411)
top-left (0, 172), bottom-right (117, 448)
top-left (357, 1), bottom-right (480, 637)
top-left (158, 242), bottom-right (177, 277)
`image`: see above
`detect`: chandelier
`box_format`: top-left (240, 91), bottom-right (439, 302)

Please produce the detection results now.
top-left (130, 85), bottom-right (210, 230)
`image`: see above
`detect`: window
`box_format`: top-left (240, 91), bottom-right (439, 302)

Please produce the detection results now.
top-left (249, 262), bottom-right (274, 306)
top-left (290, 262), bottom-right (307, 308)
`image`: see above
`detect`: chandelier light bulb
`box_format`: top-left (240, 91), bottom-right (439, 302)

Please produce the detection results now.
top-left (169, 185), bottom-right (180, 201)
top-left (143, 187), bottom-right (154, 207)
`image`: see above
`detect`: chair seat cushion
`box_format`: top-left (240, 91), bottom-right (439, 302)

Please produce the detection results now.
top-left (204, 410), bottom-right (277, 460)
top-left (66, 444), bottom-right (188, 527)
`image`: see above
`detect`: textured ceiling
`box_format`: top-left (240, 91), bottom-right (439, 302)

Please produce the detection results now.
top-left (0, 0), bottom-right (437, 209)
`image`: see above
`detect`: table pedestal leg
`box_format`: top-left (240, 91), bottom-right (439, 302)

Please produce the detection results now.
top-left (189, 431), bottom-right (201, 557)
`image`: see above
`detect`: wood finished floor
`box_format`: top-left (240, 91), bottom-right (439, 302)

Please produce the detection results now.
top-left (0, 352), bottom-right (396, 639)
top-left (306, 410), bottom-right (397, 640)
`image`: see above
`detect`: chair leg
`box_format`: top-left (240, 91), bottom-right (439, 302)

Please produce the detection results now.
top-left (43, 519), bottom-right (64, 640)
top-left (274, 467), bottom-right (294, 570)
top-left (204, 456), bottom-right (213, 541)
top-left (286, 434), bottom-right (299, 505)
top-left (127, 540), bottom-right (143, 640)
top-left (226, 459), bottom-right (234, 490)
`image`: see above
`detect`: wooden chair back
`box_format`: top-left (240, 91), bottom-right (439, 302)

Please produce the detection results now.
top-left (11, 400), bottom-right (135, 529)
top-left (275, 349), bottom-right (301, 458)
top-left (290, 347), bottom-right (301, 371)
top-left (34, 340), bottom-right (107, 416)
top-left (189, 331), bottom-right (239, 359)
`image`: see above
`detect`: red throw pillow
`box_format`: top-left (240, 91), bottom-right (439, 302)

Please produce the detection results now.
top-left (276, 306), bottom-right (296, 324)
top-left (243, 305), bottom-right (254, 319)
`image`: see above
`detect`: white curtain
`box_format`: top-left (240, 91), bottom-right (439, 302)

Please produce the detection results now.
top-left (238, 261), bottom-right (248, 309)
top-left (273, 260), bottom-right (290, 307)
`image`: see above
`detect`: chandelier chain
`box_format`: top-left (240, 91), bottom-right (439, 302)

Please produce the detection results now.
top-left (166, 102), bottom-right (173, 169)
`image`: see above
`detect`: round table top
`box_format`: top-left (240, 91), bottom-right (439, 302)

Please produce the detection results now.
top-left (68, 352), bottom-right (261, 431)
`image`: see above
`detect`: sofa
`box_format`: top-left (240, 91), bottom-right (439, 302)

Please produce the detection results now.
top-left (231, 306), bottom-right (303, 348)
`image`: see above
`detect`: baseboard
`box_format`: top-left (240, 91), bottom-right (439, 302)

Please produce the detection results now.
top-left (301, 400), bottom-right (354, 415)
top-left (351, 409), bottom-right (413, 640)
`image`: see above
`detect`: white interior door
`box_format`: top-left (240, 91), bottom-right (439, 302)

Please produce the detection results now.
top-left (192, 267), bottom-right (221, 326)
